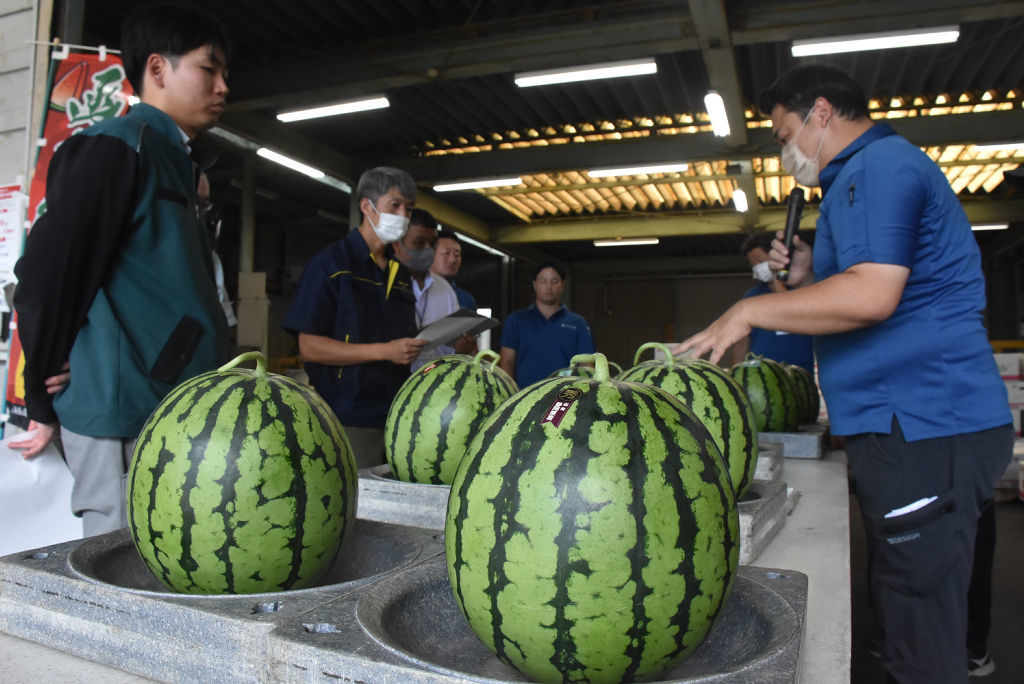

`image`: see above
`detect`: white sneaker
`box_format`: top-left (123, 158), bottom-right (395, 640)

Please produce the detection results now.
top-left (968, 652), bottom-right (995, 677)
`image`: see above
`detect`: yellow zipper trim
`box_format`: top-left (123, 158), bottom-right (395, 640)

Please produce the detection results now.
top-left (338, 333), bottom-right (350, 379)
top-left (386, 259), bottom-right (400, 300)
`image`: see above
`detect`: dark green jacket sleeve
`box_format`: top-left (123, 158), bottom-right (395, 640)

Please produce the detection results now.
top-left (13, 133), bottom-right (140, 424)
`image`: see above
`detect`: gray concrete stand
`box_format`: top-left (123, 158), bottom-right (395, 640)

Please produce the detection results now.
top-left (0, 520), bottom-right (807, 683)
top-left (759, 422), bottom-right (828, 459)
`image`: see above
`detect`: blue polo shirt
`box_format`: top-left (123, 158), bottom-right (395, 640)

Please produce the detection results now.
top-left (282, 229), bottom-right (417, 428)
top-left (813, 123), bottom-right (1009, 440)
top-left (742, 283), bottom-right (815, 373)
top-left (500, 303), bottom-right (595, 387)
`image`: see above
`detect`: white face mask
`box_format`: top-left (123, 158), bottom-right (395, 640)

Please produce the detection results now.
top-left (752, 260), bottom-right (774, 283)
top-left (781, 109), bottom-right (829, 187)
top-left (367, 202), bottom-right (410, 243)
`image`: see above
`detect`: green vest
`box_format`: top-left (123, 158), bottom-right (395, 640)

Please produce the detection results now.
top-left (53, 104), bottom-right (230, 438)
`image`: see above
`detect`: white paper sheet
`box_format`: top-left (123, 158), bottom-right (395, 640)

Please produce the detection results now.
top-left (415, 309), bottom-right (499, 351)
top-left (0, 428), bottom-right (82, 557)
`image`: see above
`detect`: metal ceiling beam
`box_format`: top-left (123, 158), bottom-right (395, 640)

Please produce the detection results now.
top-left (389, 110), bottom-right (1024, 183)
top-left (493, 199), bottom-right (1024, 244)
top-left (227, 0), bottom-right (1024, 114)
top-left (729, 0), bottom-right (1024, 45)
top-left (687, 0), bottom-right (746, 146)
top-left (687, 0), bottom-right (758, 228)
top-left (227, 12), bottom-right (699, 112)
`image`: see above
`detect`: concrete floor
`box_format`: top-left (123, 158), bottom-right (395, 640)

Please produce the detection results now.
top-left (849, 493), bottom-right (1024, 683)
top-left (0, 631), bottom-right (152, 683)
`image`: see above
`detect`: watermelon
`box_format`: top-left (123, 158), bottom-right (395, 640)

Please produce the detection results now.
top-left (385, 349), bottom-right (517, 485)
top-left (786, 363), bottom-right (820, 425)
top-left (446, 353), bottom-right (739, 684)
top-left (729, 355), bottom-right (799, 432)
top-left (619, 342), bottom-right (759, 499)
top-left (126, 351), bottom-right (357, 594)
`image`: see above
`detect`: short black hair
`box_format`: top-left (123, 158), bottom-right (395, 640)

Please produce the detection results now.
top-left (533, 261), bottom-right (566, 281)
top-left (409, 208), bottom-right (438, 231)
top-left (740, 231), bottom-right (774, 255)
top-left (121, 3), bottom-right (230, 95)
top-left (758, 65), bottom-right (870, 121)
top-left (436, 230), bottom-right (461, 245)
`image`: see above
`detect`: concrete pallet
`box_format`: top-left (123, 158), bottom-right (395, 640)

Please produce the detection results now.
top-left (737, 479), bottom-right (790, 566)
top-left (758, 423), bottom-right (828, 460)
top-left (0, 521), bottom-right (807, 683)
top-left (360, 466), bottom-right (794, 567)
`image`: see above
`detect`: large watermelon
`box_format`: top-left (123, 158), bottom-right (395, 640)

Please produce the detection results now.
top-left (619, 342), bottom-right (759, 499)
top-left (786, 363), bottom-right (820, 425)
top-left (385, 349), bottom-right (517, 484)
top-left (729, 355), bottom-right (799, 432)
top-left (446, 353), bottom-right (739, 684)
top-left (126, 351), bottom-right (357, 594)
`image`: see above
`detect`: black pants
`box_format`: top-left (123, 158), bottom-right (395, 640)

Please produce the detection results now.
top-left (966, 499), bottom-right (995, 657)
top-left (847, 419), bottom-right (1012, 684)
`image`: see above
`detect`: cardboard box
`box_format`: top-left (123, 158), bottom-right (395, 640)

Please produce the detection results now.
top-left (1005, 381), bottom-right (1024, 405)
top-left (235, 298), bottom-right (269, 348)
top-left (994, 353), bottom-right (1022, 379)
top-left (238, 271), bottom-right (267, 300)
top-left (996, 441), bottom-right (1024, 489)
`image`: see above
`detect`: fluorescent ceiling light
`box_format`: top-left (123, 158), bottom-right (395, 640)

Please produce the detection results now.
top-left (277, 96), bottom-right (389, 122)
top-left (257, 148), bottom-right (325, 179)
top-left (433, 177), bottom-right (522, 192)
top-left (792, 26), bottom-right (959, 57)
top-left (456, 233), bottom-right (509, 258)
top-left (971, 223), bottom-right (1009, 231)
top-left (733, 189), bottom-right (748, 213)
top-left (515, 58), bottom-right (657, 88)
top-left (208, 127), bottom-right (260, 151)
top-left (704, 91), bottom-right (730, 137)
top-left (588, 162), bottom-right (688, 177)
top-left (593, 237), bottom-right (660, 247)
top-left (974, 142), bottom-right (1024, 152)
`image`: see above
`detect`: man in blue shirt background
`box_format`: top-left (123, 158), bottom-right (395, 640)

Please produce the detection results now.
top-left (282, 167), bottom-right (426, 468)
top-left (731, 231), bottom-right (815, 373)
top-left (431, 231), bottom-right (477, 311)
top-left (675, 65), bottom-right (1011, 682)
top-left (499, 261), bottom-right (595, 387)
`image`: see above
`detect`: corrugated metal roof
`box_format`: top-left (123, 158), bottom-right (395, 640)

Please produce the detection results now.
top-left (78, 0), bottom-right (1024, 263)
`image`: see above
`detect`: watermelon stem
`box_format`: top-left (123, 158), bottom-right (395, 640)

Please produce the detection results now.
top-left (218, 351), bottom-right (268, 378)
top-left (571, 352), bottom-right (611, 382)
top-left (473, 348), bottom-right (500, 369)
top-left (633, 341), bottom-right (676, 367)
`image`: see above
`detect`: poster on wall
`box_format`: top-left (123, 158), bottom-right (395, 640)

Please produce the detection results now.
top-left (0, 184), bottom-right (26, 312)
top-left (3, 52), bottom-right (134, 428)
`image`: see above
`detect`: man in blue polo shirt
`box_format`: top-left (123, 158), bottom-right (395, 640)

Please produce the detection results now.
top-left (499, 261), bottom-right (595, 387)
top-left (675, 65), bottom-right (1011, 682)
top-left (731, 231), bottom-right (815, 373)
top-left (282, 167), bottom-right (426, 468)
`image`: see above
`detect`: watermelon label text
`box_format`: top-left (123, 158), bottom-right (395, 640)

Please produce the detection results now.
top-left (540, 387), bottom-right (582, 427)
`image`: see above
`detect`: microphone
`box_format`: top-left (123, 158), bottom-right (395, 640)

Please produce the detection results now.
top-left (777, 187), bottom-right (805, 282)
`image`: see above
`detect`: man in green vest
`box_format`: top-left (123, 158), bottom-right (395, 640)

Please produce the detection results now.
top-left (11, 4), bottom-right (231, 536)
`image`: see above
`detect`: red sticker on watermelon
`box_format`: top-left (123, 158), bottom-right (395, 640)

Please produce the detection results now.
top-left (541, 387), bottom-right (583, 427)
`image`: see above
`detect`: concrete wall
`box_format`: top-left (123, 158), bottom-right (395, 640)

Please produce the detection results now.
top-left (0, 1), bottom-right (35, 185)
